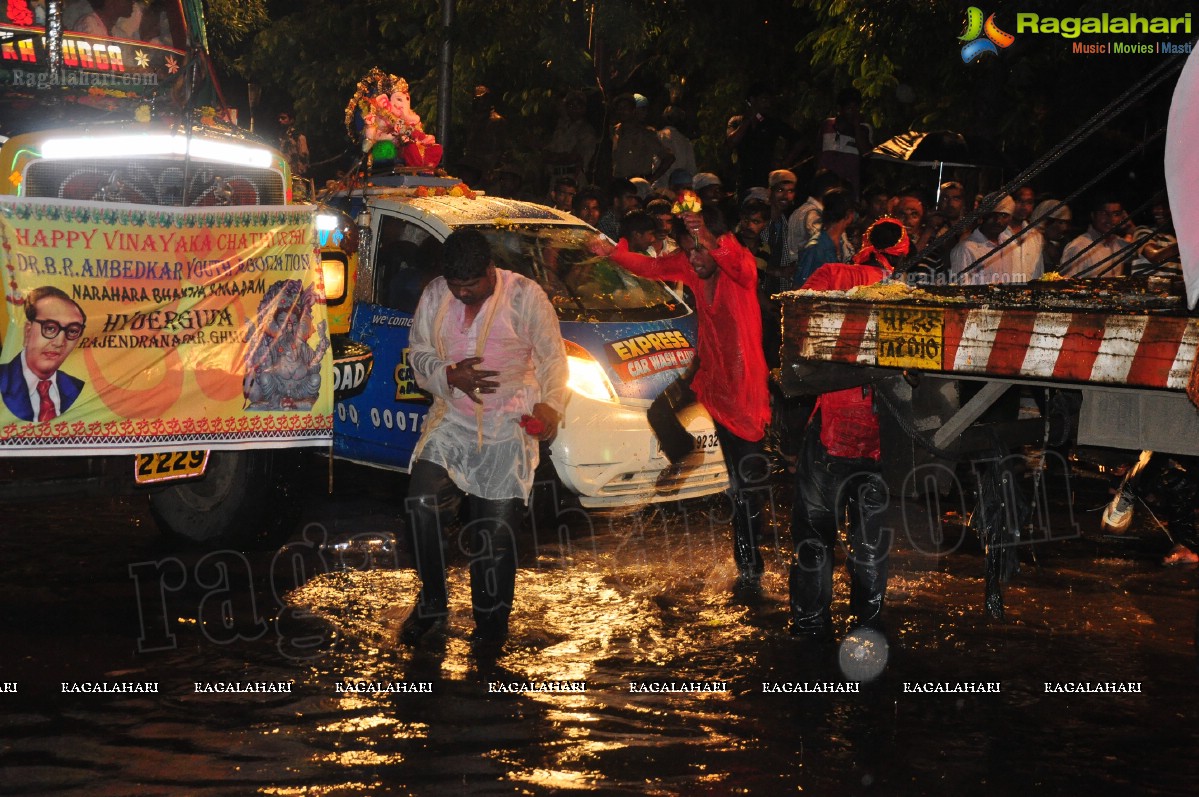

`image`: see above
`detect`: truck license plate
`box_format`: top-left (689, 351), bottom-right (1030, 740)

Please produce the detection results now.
top-left (876, 307), bottom-right (945, 369)
top-left (134, 451), bottom-right (210, 484)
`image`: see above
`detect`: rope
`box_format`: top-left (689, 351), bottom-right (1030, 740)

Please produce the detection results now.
top-left (902, 51), bottom-right (1187, 276)
top-left (956, 125), bottom-right (1166, 279)
top-left (1063, 190), bottom-right (1167, 278)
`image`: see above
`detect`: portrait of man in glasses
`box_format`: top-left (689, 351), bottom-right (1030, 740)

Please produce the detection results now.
top-left (1, 286), bottom-right (87, 422)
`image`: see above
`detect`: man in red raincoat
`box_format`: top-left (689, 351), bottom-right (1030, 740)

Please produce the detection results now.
top-left (789, 217), bottom-right (908, 639)
top-left (592, 207), bottom-right (772, 589)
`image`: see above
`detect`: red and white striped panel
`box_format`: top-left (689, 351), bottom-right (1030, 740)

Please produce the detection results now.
top-left (795, 304), bottom-right (1199, 389)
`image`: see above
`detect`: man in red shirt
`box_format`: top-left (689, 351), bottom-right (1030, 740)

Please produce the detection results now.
top-left (592, 207), bottom-right (771, 589)
top-left (790, 217), bottom-right (908, 640)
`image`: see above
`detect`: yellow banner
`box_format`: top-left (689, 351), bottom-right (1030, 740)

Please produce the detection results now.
top-left (0, 198), bottom-right (332, 453)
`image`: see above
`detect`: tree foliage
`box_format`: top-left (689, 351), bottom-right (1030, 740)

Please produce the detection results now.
top-left (217, 0), bottom-right (1189, 194)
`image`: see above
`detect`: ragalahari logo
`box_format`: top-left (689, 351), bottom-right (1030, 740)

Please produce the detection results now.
top-left (959, 7), bottom-right (1016, 63)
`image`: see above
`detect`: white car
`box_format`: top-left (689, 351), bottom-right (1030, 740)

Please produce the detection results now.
top-left (328, 179), bottom-right (729, 507)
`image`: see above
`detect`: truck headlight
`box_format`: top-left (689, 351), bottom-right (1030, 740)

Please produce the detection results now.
top-left (321, 252), bottom-right (347, 303)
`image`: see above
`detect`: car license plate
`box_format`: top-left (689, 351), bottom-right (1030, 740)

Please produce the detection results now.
top-left (653, 429), bottom-right (720, 459)
top-left (134, 451), bottom-right (210, 485)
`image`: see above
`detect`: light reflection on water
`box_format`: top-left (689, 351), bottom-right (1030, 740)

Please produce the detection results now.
top-left (273, 487), bottom-right (1199, 796)
top-left (2, 461), bottom-right (1196, 796)
top-left (287, 533), bottom-right (786, 794)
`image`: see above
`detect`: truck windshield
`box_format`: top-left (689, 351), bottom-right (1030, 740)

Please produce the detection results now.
top-left (476, 225), bottom-right (687, 323)
top-left (62, 0), bottom-right (188, 49)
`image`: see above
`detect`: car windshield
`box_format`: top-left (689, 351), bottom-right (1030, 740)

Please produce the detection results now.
top-left (475, 225), bottom-right (686, 323)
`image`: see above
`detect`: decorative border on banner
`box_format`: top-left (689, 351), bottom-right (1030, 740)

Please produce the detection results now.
top-left (0, 197), bottom-right (312, 233)
top-left (0, 414), bottom-right (334, 446)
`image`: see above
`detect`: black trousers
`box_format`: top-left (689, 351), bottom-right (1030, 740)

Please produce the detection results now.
top-left (1132, 454), bottom-right (1199, 552)
top-left (647, 364), bottom-right (698, 465)
top-left (647, 368), bottom-right (768, 578)
top-left (405, 460), bottom-right (522, 628)
top-left (790, 421), bottom-right (891, 634)
top-left (715, 422), bottom-right (769, 579)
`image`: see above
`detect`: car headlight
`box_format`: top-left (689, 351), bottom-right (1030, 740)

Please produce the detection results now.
top-left (565, 340), bottom-right (618, 403)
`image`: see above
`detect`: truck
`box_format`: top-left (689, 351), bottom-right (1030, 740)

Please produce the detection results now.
top-left (0, 0), bottom-right (340, 546)
top-left (0, 4), bottom-right (727, 545)
top-left (777, 46), bottom-right (1199, 619)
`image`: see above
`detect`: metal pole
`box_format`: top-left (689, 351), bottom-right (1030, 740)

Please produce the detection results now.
top-left (436, 0), bottom-right (455, 150)
top-left (247, 83), bottom-right (261, 133)
top-left (46, 0), bottom-right (62, 86)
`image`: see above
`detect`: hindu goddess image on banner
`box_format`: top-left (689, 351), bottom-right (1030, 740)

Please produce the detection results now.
top-left (0, 198), bottom-right (332, 453)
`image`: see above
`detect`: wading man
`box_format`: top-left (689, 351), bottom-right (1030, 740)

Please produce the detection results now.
top-left (400, 229), bottom-right (568, 646)
top-left (593, 207), bottom-right (771, 591)
top-left (790, 218), bottom-right (908, 640)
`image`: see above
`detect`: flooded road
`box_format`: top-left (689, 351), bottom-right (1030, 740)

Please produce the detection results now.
top-left (1, 453), bottom-right (1196, 796)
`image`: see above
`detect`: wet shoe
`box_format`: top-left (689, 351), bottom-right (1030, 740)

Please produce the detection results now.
top-left (470, 618), bottom-right (509, 646)
top-left (399, 612), bottom-right (446, 647)
top-left (1101, 489), bottom-right (1135, 533)
top-left (731, 574), bottom-right (762, 605)
top-left (1161, 544), bottom-right (1199, 566)
top-left (654, 456), bottom-right (697, 496)
top-left (735, 568), bottom-right (762, 588)
top-left (654, 462), bottom-right (685, 496)
top-left (789, 622), bottom-right (834, 643)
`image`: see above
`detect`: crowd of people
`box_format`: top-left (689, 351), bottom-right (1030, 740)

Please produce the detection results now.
top-left (392, 82), bottom-right (1190, 651)
top-left (473, 83), bottom-right (1177, 293)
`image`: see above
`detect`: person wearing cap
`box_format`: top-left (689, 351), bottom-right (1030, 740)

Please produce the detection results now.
top-left (763, 170), bottom-right (798, 282)
top-left (1029, 199), bottom-right (1073, 271)
top-left (1060, 193), bottom-right (1135, 278)
top-left (629, 176), bottom-right (653, 204)
top-left (789, 217), bottom-right (909, 641)
top-left (590, 208), bottom-right (771, 593)
top-left (610, 94), bottom-right (674, 184)
top-left (758, 169), bottom-right (797, 371)
top-left (632, 93), bottom-right (650, 123)
top-left (949, 194), bottom-right (1023, 285)
top-left (653, 107), bottom-right (698, 192)
top-left (692, 172), bottom-right (738, 230)
top-left (693, 173), bottom-right (724, 205)
top-left (663, 168), bottom-right (694, 201)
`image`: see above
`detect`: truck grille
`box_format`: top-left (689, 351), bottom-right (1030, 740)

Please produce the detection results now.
top-left (24, 159), bottom-right (286, 206)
